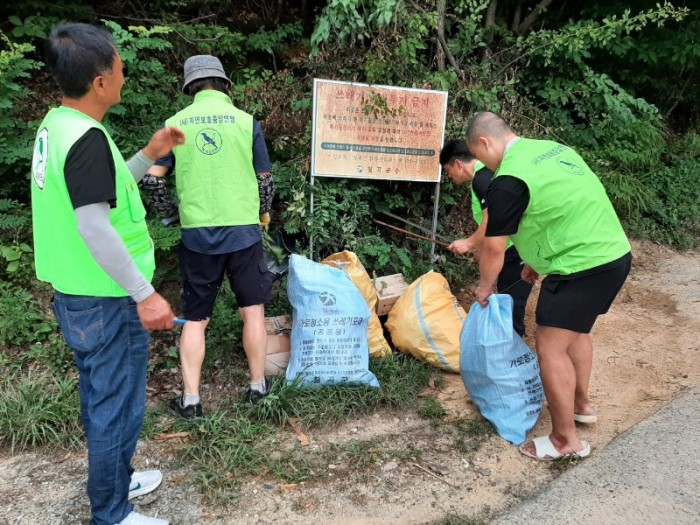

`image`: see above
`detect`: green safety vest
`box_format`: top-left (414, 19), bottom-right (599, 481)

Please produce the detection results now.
top-left (31, 107), bottom-right (155, 296)
top-left (495, 138), bottom-right (631, 275)
top-left (470, 161), bottom-right (486, 225)
top-left (166, 90), bottom-right (258, 228)
top-left (470, 161), bottom-right (513, 250)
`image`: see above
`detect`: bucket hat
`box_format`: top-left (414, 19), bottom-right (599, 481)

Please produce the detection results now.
top-left (182, 55), bottom-right (229, 92)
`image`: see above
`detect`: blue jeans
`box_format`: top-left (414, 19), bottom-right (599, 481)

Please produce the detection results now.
top-left (53, 292), bottom-right (150, 525)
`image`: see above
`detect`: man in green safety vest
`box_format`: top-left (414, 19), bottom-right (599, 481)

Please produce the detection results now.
top-left (467, 111), bottom-right (632, 462)
top-left (440, 139), bottom-right (533, 337)
top-left (31, 23), bottom-right (184, 525)
top-left (145, 55), bottom-right (275, 419)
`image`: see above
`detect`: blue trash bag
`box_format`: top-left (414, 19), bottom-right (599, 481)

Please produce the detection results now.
top-left (459, 294), bottom-right (543, 445)
top-left (286, 254), bottom-right (380, 388)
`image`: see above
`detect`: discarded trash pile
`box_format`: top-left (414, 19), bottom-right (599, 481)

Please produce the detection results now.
top-left (265, 250), bottom-right (543, 445)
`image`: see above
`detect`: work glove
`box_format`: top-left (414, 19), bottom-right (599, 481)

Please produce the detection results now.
top-left (259, 212), bottom-right (271, 230)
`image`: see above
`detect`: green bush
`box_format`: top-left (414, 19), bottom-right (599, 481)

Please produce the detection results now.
top-left (0, 284), bottom-right (56, 348)
top-left (0, 199), bottom-right (35, 284)
top-left (0, 33), bottom-right (41, 199)
top-left (205, 284), bottom-right (245, 365)
top-left (102, 21), bottom-right (183, 154)
top-left (626, 133), bottom-right (700, 247)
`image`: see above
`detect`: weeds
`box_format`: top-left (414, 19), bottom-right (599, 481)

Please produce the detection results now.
top-left (174, 354), bottom-right (436, 502)
top-left (452, 417), bottom-right (494, 454)
top-left (417, 396), bottom-right (448, 425)
top-left (246, 354), bottom-right (437, 426)
top-left (140, 407), bottom-right (172, 440)
top-left (548, 454), bottom-right (586, 472)
top-left (205, 284), bottom-right (245, 364)
top-left (344, 439), bottom-right (383, 468)
top-left (177, 409), bottom-right (275, 504)
top-left (0, 373), bottom-right (82, 452)
top-left (337, 438), bottom-right (422, 469)
top-left (269, 453), bottom-right (325, 484)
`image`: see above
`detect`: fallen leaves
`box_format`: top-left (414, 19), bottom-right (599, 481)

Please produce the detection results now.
top-left (288, 417), bottom-right (311, 446)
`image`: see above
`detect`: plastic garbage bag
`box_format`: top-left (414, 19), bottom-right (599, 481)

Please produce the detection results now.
top-left (286, 255), bottom-right (380, 388)
top-left (460, 294), bottom-right (543, 445)
top-left (262, 229), bottom-right (293, 281)
top-left (385, 271), bottom-right (465, 372)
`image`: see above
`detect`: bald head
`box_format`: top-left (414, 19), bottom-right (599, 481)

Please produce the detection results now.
top-left (466, 112), bottom-right (513, 144)
top-left (465, 112), bottom-right (517, 171)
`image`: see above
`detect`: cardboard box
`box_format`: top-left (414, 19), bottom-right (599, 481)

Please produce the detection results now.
top-left (265, 315), bottom-right (291, 376)
top-left (374, 273), bottom-right (409, 316)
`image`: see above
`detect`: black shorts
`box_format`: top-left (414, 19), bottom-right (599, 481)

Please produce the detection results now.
top-left (535, 254), bottom-right (632, 333)
top-left (178, 241), bottom-right (273, 321)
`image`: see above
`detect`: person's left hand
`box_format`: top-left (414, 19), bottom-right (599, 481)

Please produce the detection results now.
top-left (475, 284), bottom-right (493, 307)
top-left (143, 127), bottom-right (186, 160)
top-left (259, 212), bottom-right (271, 230)
top-left (521, 264), bottom-right (539, 284)
top-left (448, 238), bottom-right (475, 255)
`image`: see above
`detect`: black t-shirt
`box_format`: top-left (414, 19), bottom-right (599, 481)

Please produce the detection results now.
top-left (475, 169), bottom-right (524, 263)
top-left (471, 166), bottom-right (493, 210)
top-left (484, 175), bottom-right (530, 237)
top-left (64, 128), bottom-right (116, 209)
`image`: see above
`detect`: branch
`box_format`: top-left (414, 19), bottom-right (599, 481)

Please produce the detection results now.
top-left (665, 71), bottom-right (693, 118)
top-left (437, 32), bottom-right (464, 80)
top-left (516, 0), bottom-right (556, 35)
top-left (97, 13), bottom-right (216, 25)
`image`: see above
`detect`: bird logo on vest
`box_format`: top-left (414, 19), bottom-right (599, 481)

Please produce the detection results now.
top-left (557, 155), bottom-right (584, 175)
top-left (196, 128), bottom-right (223, 155)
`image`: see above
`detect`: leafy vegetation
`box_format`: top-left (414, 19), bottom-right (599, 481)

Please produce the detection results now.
top-left (0, 0), bottom-right (698, 506)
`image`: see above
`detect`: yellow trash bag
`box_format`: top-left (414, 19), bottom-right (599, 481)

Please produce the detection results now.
top-left (385, 271), bottom-right (466, 372)
top-left (321, 251), bottom-right (392, 359)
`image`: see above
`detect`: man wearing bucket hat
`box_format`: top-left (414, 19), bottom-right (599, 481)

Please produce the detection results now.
top-left (146, 55), bottom-right (275, 418)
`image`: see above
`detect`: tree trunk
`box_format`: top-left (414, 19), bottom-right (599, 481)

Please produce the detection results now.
top-left (511, 1), bottom-right (522, 32)
top-left (482, 0), bottom-right (497, 62)
top-left (517, 0), bottom-right (556, 35)
top-left (485, 0), bottom-right (497, 29)
top-left (436, 0), bottom-right (446, 72)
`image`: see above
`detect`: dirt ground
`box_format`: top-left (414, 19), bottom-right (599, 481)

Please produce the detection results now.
top-left (2, 240), bottom-right (699, 525)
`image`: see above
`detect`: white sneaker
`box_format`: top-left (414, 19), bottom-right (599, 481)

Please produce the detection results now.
top-left (128, 470), bottom-right (163, 500)
top-left (116, 511), bottom-right (169, 525)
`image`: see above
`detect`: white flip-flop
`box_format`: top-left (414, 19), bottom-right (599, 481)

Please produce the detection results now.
top-left (574, 412), bottom-right (598, 424)
top-left (519, 435), bottom-right (591, 462)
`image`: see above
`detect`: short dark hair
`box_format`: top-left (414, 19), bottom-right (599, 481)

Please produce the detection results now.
top-left (439, 139), bottom-right (475, 166)
top-left (186, 77), bottom-right (231, 97)
top-left (46, 23), bottom-right (116, 99)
